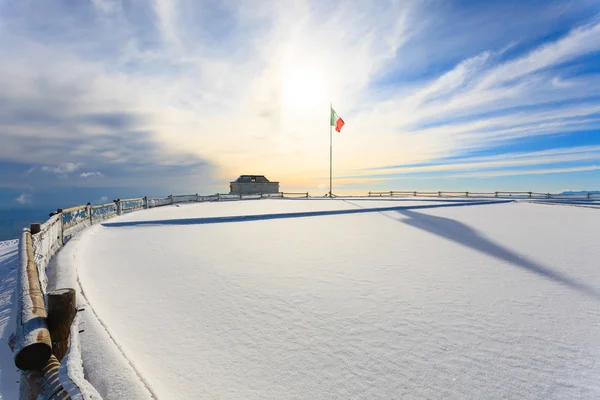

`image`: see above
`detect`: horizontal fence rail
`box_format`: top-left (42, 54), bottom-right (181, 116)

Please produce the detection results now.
top-left (368, 190), bottom-right (600, 200)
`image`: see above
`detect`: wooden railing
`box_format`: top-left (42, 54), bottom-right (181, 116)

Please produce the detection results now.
top-left (367, 190), bottom-right (600, 199)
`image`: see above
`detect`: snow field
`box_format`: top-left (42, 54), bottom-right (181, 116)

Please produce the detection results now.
top-left (70, 199), bottom-right (600, 399)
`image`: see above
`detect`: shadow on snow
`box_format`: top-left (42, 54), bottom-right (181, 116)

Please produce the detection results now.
top-left (396, 209), bottom-right (600, 300)
top-left (101, 200), bottom-right (512, 228)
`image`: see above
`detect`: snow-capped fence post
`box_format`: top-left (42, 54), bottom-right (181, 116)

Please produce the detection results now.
top-left (196, 193), bottom-right (199, 202)
top-left (30, 223), bottom-right (41, 235)
top-left (216, 193), bottom-right (220, 202)
top-left (87, 202), bottom-right (92, 225)
top-left (438, 191), bottom-right (441, 197)
top-left (368, 191), bottom-right (371, 197)
top-left (47, 288), bottom-right (76, 361)
top-left (466, 192), bottom-right (469, 197)
top-left (306, 192), bottom-right (309, 198)
top-left (114, 199), bottom-right (121, 215)
top-left (143, 196), bottom-right (148, 209)
top-left (14, 229), bottom-right (53, 371)
top-left (413, 191), bottom-right (417, 197)
top-left (587, 192), bottom-right (591, 199)
top-left (169, 195), bottom-right (173, 204)
top-left (495, 192), bottom-right (498, 197)
top-left (53, 209), bottom-right (64, 245)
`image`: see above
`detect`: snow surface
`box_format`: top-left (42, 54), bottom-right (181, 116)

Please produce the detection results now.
top-left (0, 240), bottom-right (19, 399)
top-left (69, 198), bottom-right (600, 399)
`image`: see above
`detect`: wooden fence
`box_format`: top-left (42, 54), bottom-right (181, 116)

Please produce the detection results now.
top-left (367, 190), bottom-right (600, 200)
top-left (13, 187), bottom-right (596, 398)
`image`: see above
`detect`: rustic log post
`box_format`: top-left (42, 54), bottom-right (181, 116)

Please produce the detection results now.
top-left (21, 355), bottom-right (70, 399)
top-left (14, 230), bottom-right (52, 371)
top-left (55, 209), bottom-right (64, 246)
top-left (86, 202), bottom-right (92, 225)
top-left (47, 289), bottom-right (76, 361)
top-left (19, 375), bottom-right (38, 400)
top-left (30, 224), bottom-right (41, 235)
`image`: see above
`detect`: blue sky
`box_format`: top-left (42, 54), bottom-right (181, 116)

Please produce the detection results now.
top-left (1, 0), bottom-right (600, 209)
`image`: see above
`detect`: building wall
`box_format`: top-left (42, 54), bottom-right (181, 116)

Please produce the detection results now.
top-left (230, 182), bottom-right (280, 194)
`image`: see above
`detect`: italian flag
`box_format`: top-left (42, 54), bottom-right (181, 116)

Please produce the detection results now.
top-left (330, 107), bottom-right (345, 132)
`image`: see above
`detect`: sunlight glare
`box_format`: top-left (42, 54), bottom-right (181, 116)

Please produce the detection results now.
top-left (280, 62), bottom-right (327, 113)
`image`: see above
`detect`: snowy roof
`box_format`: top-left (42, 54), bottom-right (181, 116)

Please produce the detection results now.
top-left (232, 175), bottom-right (277, 183)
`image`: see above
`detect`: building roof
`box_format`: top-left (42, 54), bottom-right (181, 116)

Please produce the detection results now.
top-left (232, 175), bottom-right (278, 183)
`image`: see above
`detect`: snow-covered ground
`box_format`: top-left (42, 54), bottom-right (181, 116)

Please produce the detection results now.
top-left (56, 199), bottom-right (600, 398)
top-left (0, 240), bottom-right (19, 399)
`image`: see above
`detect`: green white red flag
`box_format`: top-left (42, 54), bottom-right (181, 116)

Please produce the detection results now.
top-left (330, 107), bottom-right (345, 132)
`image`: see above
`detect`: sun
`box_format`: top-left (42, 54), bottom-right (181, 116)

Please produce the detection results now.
top-left (280, 62), bottom-right (327, 113)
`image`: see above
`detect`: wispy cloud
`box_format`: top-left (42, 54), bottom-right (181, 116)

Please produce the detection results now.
top-left (80, 172), bottom-right (103, 178)
top-left (15, 193), bottom-right (32, 204)
top-left (41, 163), bottom-right (82, 177)
top-left (0, 0), bottom-right (599, 196)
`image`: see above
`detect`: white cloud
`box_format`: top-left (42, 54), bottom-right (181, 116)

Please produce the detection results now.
top-left (80, 172), bottom-right (103, 178)
top-left (15, 193), bottom-right (32, 204)
top-left (0, 1), bottom-right (600, 190)
top-left (93, 195), bottom-right (109, 204)
top-left (41, 162), bottom-right (82, 176)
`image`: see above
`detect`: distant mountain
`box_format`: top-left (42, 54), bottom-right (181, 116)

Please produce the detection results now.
top-left (561, 191), bottom-right (600, 195)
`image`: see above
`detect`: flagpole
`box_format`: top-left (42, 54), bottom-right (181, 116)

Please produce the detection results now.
top-left (329, 102), bottom-right (333, 197)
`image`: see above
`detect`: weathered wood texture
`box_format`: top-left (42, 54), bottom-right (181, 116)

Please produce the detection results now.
top-left (14, 229), bottom-right (52, 371)
top-left (47, 288), bottom-right (76, 361)
top-left (21, 355), bottom-right (71, 399)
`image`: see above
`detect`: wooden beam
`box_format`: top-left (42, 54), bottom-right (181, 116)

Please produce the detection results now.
top-left (47, 289), bottom-right (76, 361)
top-left (14, 229), bottom-right (52, 371)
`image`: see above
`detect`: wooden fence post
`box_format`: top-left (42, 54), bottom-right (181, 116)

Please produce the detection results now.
top-left (55, 209), bottom-right (64, 246)
top-left (466, 192), bottom-right (469, 197)
top-left (47, 289), bottom-right (76, 361)
top-left (306, 192), bottom-right (309, 198)
top-left (87, 202), bottom-right (92, 225)
top-left (30, 224), bottom-right (41, 235)
top-left (21, 355), bottom-right (70, 399)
